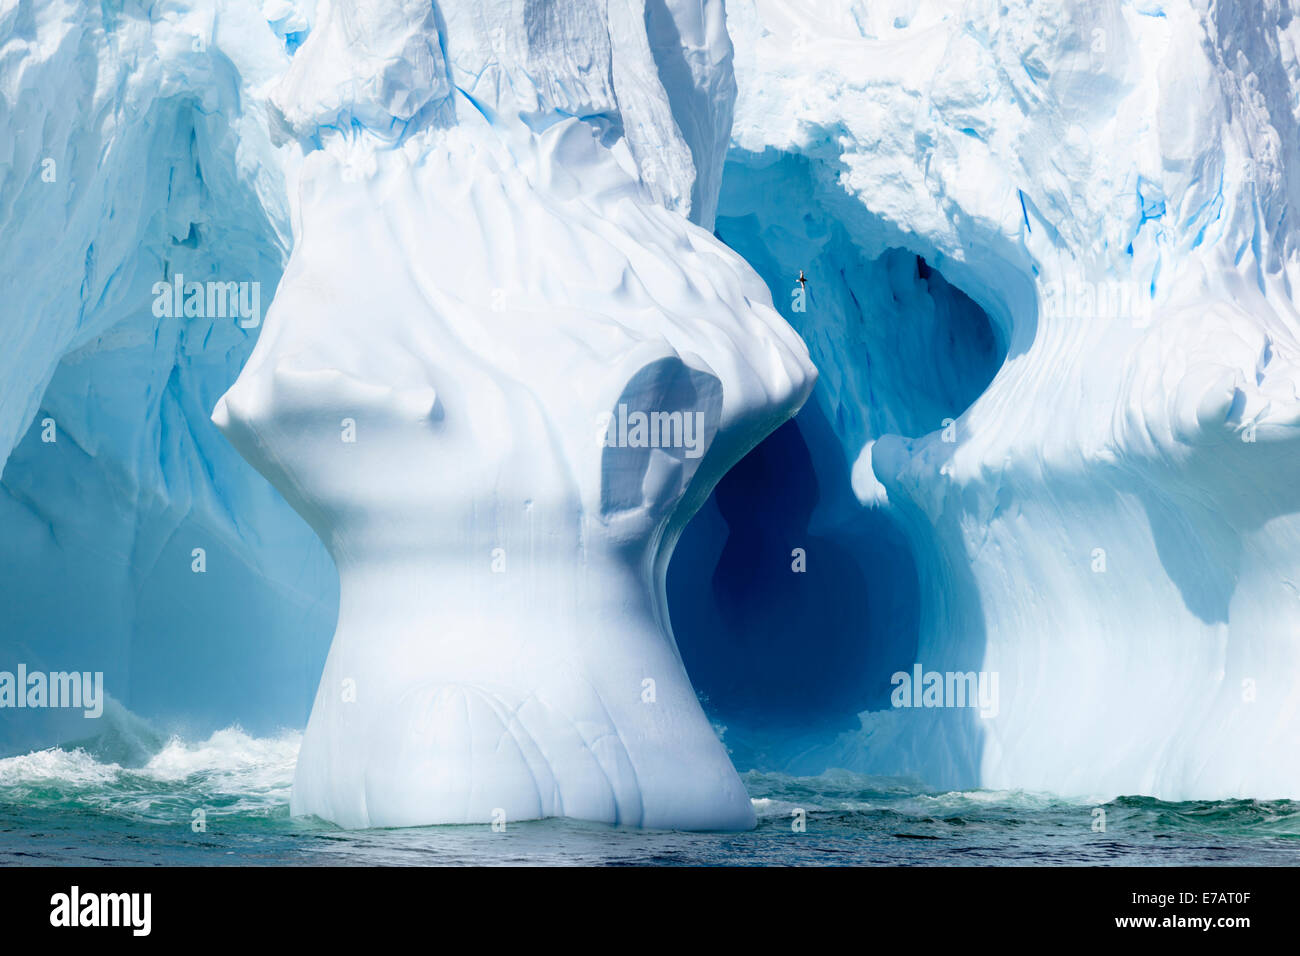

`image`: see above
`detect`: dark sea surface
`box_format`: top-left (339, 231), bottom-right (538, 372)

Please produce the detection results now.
top-left (2, 728), bottom-right (1298, 866)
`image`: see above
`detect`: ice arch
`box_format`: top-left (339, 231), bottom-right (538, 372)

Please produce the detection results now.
top-left (718, 0), bottom-right (1300, 799)
top-left (669, 146), bottom-right (1007, 770)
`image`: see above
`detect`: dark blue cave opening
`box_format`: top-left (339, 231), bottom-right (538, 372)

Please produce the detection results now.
top-left (667, 397), bottom-right (922, 768)
top-left (667, 148), bottom-right (1007, 771)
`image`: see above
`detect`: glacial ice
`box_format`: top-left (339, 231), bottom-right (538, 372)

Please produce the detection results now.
top-left (3, 0), bottom-right (1300, 830)
top-left (687, 0), bottom-right (1300, 799)
top-left (213, 0), bottom-right (813, 829)
top-left (0, 0), bottom-right (337, 754)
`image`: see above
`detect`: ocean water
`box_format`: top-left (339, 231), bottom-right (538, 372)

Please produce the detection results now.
top-left (1, 727), bottom-right (1299, 866)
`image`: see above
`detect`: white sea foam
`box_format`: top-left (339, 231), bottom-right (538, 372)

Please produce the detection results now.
top-left (0, 727), bottom-right (301, 818)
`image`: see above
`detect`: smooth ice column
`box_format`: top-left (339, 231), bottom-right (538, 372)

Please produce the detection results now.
top-left (213, 116), bottom-right (814, 829)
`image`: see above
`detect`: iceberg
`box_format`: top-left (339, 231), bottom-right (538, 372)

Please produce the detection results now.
top-left (213, 0), bottom-right (813, 828)
top-left (2, 0), bottom-right (1300, 831)
top-left (680, 0), bottom-right (1300, 800)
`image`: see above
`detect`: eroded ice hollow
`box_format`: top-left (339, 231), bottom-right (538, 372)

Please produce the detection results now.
top-left (701, 0), bottom-right (1300, 799)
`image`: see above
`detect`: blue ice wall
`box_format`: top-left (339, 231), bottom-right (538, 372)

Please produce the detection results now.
top-left (0, 97), bottom-right (335, 757)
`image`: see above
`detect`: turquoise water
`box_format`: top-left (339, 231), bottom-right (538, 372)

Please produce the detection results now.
top-left (2, 728), bottom-right (1299, 866)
